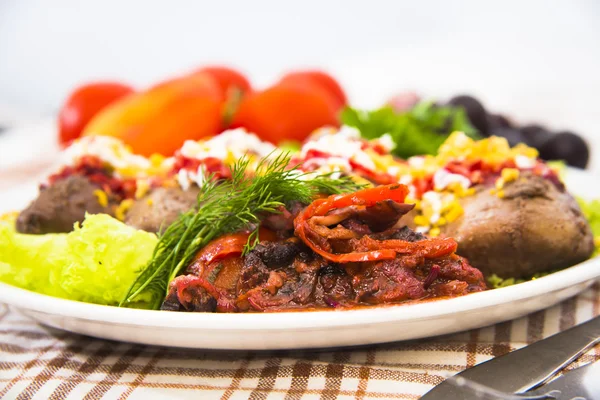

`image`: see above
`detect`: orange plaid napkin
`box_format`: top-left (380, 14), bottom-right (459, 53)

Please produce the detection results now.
top-left (1, 283), bottom-right (599, 400)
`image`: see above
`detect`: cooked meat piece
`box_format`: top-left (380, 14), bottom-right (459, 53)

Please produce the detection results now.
top-left (353, 200), bottom-right (415, 232)
top-left (441, 173), bottom-right (594, 278)
top-left (162, 275), bottom-right (217, 312)
top-left (16, 176), bottom-right (115, 234)
top-left (236, 241), bottom-right (325, 311)
top-left (125, 186), bottom-right (200, 233)
top-left (371, 225), bottom-right (426, 242)
top-left (352, 259), bottom-right (427, 303)
top-left (160, 225), bottom-right (487, 312)
top-left (318, 265), bottom-right (354, 307)
top-left (248, 240), bottom-right (304, 268)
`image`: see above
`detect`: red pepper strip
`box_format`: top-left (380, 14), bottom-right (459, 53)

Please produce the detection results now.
top-left (357, 236), bottom-right (457, 258)
top-left (294, 184), bottom-right (457, 263)
top-left (296, 221), bottom-right (456, 263)
top-left (188, 232), bottom-right (250, 276)
top-left (176, 276), bottom-right (221, 303)
top-left (187, 228), bottom-right (277, 276)
top-left (312, 184), bottom-right (409, 216)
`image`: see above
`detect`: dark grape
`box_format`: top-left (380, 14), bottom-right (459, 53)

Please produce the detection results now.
top-left (490, 128), bottom-right (527, 147)
top-left (448, 95), bottom-right (489, 136)
top-left (538, 132), bottom-right (589, 169)
top-left (487, 114), bottom-right (513, 130)
top-left (520, 124), bottom-right (553, 149)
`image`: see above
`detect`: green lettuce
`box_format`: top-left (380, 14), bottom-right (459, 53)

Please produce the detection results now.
top-left (0, 213), bottom-right (157, 306)
top-left (487, 272), bottom-right (551, 289)
top-left (577, 197), bottom-right (600, 256)
top-left (340, 101), bottom-right (480, 159)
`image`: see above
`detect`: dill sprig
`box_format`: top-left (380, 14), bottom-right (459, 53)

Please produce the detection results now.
top-left (119, 153), bottom-right (363, 309)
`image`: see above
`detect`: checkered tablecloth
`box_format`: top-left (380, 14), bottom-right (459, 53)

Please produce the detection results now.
top-left (1, 283), bottom-right (599, 400)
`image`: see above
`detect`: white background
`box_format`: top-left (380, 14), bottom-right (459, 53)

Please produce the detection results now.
top-left (0, 0), bottom-right (599, 170)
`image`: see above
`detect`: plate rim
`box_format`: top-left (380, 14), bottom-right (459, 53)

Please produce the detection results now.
top-left (1, 256), bottom-right (598, 331)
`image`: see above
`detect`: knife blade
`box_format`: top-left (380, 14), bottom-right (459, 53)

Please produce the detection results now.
top-left (421, 316), bottom-right (600, 399)
top-left (529, 362), bottom-right (600, 399)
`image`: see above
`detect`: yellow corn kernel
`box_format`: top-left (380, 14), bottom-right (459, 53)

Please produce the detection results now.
top-left (429, 227), bottom-right (441, 237)
top-left (365, 149), bottom-right (394, 173)
top-left (146, 199), bottom-right (154, 206)
top-left (93, 190), bottom-right (108, 207)
top-left (446, 182), bottom-right (467, 197)
top-left (436, 217), bottom-right (447, 226)
top-left (0, 212), bottom-right (18, 224)
top-left (501, 168), bottom-right (520, 183)
top-left (497, 190), bottom-right (505, 198)
top-left (413, 215), bottom-right (430, 227)
top-left (135, 180), bottom-right (150, 199)
top-left (115, 166), bottom-right (137, 178)
top-left (440, 196), bottom-right (458, 211)
top-left (495, 178), bottom-right (505, 190)
top-left (349, 174), bottom-right (373, 188)
top-left (421, 205), bottom-right (434, 221)
top-left (115, 199), bottom-right (134, 221)
top-left (406, 198), bottom-right (420, 210)
top-left (149, 153), bottom-right (165, 166)
top-left (444, 205), bottom-right (464, 223)
top-left (512, 143), bottom-right (539, 159)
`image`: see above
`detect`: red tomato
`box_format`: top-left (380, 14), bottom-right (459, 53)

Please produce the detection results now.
top-left (231, 83), bottom-right (339, 143)
top-left (279, 70), bottom-right (347, 109)
top-left (83, 74), bottom-right (223, 156)
top-left (194, 66), bottom-right (252, 97)
top-left (58, 82), bottom-right (134, 147)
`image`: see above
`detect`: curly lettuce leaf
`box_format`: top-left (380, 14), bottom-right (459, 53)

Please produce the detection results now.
top-left (487, 272), bottom-right (551, 289)
top-left (0, 213), bottom-right (158, 307)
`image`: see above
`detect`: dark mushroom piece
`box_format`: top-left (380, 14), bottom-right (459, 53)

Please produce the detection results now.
top-left (124, 186), bottom-right (200, 233)
top-left (16, 175), bottom-right (116, 234)
top-left (441, 173), bottom-right (594, 278)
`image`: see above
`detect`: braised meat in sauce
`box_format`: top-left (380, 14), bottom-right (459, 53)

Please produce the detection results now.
top-left (162, 185), bottom-right (486, 312)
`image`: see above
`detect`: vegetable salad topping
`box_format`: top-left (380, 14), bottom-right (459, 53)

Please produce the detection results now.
top-left (56, 127), bottom-right (561, 236)
top-left (392, 132), bottom-right (561, 235)
top-left (292, 126), bottom-right (400, 184)
top-left (169, 128), bottom-right (278, 190)
top-left (61, 135), bottom-right (156, 179)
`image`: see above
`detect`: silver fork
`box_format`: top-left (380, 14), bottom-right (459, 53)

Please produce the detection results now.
top-left (444, 360), bottom-right (600, 400)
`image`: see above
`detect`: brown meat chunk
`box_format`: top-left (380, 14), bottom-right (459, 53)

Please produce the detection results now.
top-left (124, 186), bottom-right (200, 233)
top-left (162, 275), bottom-right (217, 312)
top-left (441, 173), bottom-right (594, 278)
top-left (160, 228), bottom-right (487, 313)
top-left (16, 176), bottom-right (114, 234)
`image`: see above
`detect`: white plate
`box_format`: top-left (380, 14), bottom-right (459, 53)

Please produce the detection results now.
top-left (1, 168), bottom-right (599, 350)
